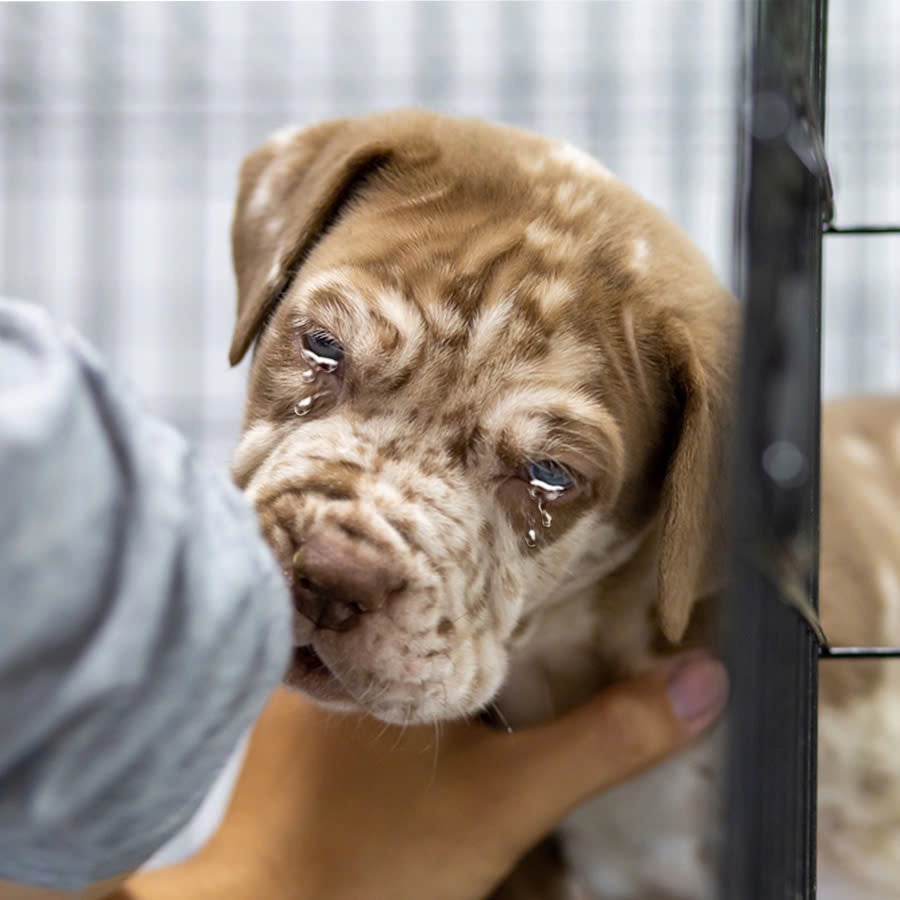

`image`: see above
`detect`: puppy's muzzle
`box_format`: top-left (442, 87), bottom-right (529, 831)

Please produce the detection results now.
top-left (291, 523), bottom-right (407, 632)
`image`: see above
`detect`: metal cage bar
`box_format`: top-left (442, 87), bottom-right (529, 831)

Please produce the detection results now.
top-left (721, 1), bottom-right (829, 897)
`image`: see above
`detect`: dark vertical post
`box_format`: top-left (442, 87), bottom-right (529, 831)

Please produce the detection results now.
top-left (721, 1), bottom-right (829, 898)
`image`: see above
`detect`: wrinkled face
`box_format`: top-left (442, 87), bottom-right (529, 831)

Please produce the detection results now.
top-left (233, 273), bottom-right (664, 724)
top-left (229, 113), bottom-right (728, 725)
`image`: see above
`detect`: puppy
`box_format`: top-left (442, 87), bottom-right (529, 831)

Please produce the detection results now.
top-left (228, 110), bottom-right (900, 898)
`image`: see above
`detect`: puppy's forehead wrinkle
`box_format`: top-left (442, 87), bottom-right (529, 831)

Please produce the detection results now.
top-left (467, 294), bottom-right (518, 349)
top-left (421, 302), bottom-right (467, 342)
top-left (482, 385), bottom-right (621, 443)
top-left (286, 211), bottom-right (637, 396)
top-left (622, 304), bottom-right (651, 404)
top-left (293, 279), bottom-right (427, 368)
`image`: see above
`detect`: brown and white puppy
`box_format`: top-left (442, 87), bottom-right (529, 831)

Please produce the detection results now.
top-left (817, 397), bottom-right (900, 900)
top-left (227, 109), bottom-right (900, 898)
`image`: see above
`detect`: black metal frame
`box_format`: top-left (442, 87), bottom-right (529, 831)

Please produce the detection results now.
top-left (722, 2), bottom-right (827, 896)
top-left (722, 0), bottom-right (900, 897)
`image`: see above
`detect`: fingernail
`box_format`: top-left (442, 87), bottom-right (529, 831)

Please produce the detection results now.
top-left (666, 656), bottom-right (729, 726)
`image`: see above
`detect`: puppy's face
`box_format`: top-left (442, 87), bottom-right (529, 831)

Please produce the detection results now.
top-left (230, 112), bottom-right (733, 725)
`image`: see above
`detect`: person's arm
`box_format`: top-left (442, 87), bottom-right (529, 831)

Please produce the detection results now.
top-left (0, 299), bottom-right (291, 893)
top-left (117, 660), bottom-right (725, 900)
top-left (0, 876), bottom-right (127, 900)
top-left (0, 652), bottom-right (727, 900)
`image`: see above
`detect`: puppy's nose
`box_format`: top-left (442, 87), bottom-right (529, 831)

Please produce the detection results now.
top-left (291, 524), bottom-right (405, 631)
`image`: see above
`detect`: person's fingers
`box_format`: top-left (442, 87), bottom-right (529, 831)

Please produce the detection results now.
top-left (479, 653), bottom-right (728, 851)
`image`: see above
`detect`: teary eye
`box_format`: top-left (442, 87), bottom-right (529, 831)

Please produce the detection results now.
top-left (526, 460), bottom-right (574, 491)
top-left (304, 330), bottom-right (344, 364)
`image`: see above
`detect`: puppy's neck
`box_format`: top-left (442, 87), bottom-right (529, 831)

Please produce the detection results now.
top-left (498, 526), bottom-right (718, 728)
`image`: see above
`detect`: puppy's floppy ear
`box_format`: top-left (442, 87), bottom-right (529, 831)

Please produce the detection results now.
top-left (228, 115), bottom-right (435, 365)
top-left (655, 304), bottom-right (736, 643)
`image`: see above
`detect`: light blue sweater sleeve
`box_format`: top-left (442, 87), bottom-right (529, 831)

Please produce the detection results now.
top-left (0, 298), bottom-right (292, 889)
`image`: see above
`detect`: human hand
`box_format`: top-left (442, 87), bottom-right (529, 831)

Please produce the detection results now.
top-left (119, 653), bottom-right (727, 900)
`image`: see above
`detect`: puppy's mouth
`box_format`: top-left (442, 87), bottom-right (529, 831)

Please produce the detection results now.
top-left (293, 644), bottom-right (329, 674)
top-left (286, 643), bottom-right (355, 705)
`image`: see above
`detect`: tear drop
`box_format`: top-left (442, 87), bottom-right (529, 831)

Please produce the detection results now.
top-left (300, 368), bottom-right (316, 384)
top-left (293, 391), bottom-right (331, 418)
top-left (539, 500), bottom-right (552, 529)
top-left (525, 527), bottom-right (538, 548)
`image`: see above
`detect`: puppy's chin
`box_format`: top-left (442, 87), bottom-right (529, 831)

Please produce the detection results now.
top-left (285, 641), bottom-right (509, 725)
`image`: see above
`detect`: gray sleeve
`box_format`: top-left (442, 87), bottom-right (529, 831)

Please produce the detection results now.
top-left (0, 298), bottom-right (292, 890)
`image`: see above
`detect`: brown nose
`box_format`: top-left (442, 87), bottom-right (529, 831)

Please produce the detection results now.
top-left (291, 524), bottom-right (405, 631)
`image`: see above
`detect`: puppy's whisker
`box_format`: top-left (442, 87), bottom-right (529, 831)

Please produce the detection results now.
top-left (390, 704), bottom-right (414, 750)
top-left (448, 609), bottom-right (471, 626)
top-left (424, 718), bottom-right (442, 790)
top-left (487, 701), bottom-right (515, 734)
top-left (373, 715), bottom-right (394, 744)
top-left (355, 675), bottom-right (379, 706)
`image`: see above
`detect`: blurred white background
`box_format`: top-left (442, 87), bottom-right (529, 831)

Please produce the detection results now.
top-left (1, 1), bottom-right (897, 468)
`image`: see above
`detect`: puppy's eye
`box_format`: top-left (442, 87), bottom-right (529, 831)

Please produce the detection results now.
top-left (304, 330), bottom-right (344, 364)
top-left (526, 460), bottom-right (574, 491)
